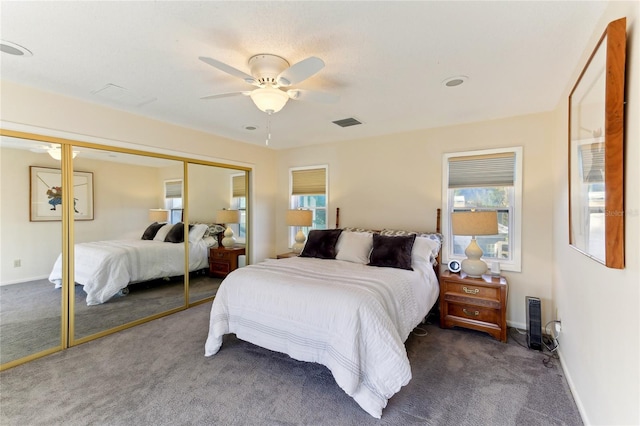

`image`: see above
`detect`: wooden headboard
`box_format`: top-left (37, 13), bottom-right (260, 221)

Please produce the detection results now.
top-left (335, 207), bottom-right (442, 279)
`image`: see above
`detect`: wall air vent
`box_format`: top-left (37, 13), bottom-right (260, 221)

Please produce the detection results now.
top-left (332, 117), bottom-right (362, 128)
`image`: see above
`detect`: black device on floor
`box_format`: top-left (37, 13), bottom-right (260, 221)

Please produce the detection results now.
top-left (526, 296), bottom-right (543, 351)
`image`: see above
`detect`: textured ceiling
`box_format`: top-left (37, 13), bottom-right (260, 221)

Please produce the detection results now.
top-left (0, 1), bottom-right (608, 149)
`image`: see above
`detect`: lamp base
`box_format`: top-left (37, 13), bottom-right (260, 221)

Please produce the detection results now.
top-left (221, 227), bottom-right (236, 248)
top-left (461, 237), bottom-right (488, 278)
top-left (291, 230), bottom-right (307, 254)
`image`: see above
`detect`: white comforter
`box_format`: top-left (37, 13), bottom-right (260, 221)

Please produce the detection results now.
top-left (204, 257), bottom-right (439, 418)
top-left (49, 239), bottom-right (210, 305)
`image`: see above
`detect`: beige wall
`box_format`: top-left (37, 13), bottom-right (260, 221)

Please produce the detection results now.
top-left (551, 2), bottom-right (640, 424)
top-left (277, 111), bottom-right (555, 329)
top-left (0, 80), bottom-right (278, 264)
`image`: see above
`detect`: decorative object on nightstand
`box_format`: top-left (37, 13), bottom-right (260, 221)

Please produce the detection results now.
top-left (148, 209), bottom-right (169, 223)
top-left (286, 209), bottom-right (313, 254)
top-left (439, 270), bottom-right (508, 342)
top-left (209, 246), bottom-right (246, 278)
top-left (451, 210), bottom-right (498, 277)
top-left (216, 209), bottom-right (241, 248)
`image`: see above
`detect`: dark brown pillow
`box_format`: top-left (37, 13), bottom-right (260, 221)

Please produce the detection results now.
top-left (164, 222), bottom-right (185, 243)
top-left (141, 222), bottom-right (165, 240)
top-left (368, 234), bottom-right (417, 270)
top-left (300, 229), bottom-right (343, 259)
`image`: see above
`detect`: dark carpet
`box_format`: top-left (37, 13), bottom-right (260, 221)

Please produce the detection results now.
top-left (0, 303), bottom-right (582, 425)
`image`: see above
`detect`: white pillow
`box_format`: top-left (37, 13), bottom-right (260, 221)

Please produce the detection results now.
top-left (336, 231), bottom-right (374, 264)
top-left (153, 224), bottom-right (174, 242)
top-left (412, 236), bottom-right (441, 266)
top-left (188, 223), bottom-right (209, 243)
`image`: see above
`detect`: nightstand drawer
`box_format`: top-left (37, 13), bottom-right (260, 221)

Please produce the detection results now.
top-left (446, 303), bottom-right (501, 325)
top-left (211, 250), bottom-right (233, 260)
top-left (442, 281), bottom-right (500, 300)
top-left (210, 261), bottom-right (230, 274)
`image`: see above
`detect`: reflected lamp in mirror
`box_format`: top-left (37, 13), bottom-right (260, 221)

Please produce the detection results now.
top-left (286, 209), bottom-right (313, 254)
top-left (217, 209), bottom-right (241, 248)
top-left (148, 209), bottom-right (169, 223)
top-left (451, 211), bottom-right (498, 277)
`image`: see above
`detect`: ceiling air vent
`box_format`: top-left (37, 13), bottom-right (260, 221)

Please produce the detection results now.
top-left (332, 117), bottom-right (362, 128)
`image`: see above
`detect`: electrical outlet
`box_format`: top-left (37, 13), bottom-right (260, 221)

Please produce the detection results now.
top-left (13, 259), bottom-right (21, 267)
top-left (554, 321), bottom-right (562, 335)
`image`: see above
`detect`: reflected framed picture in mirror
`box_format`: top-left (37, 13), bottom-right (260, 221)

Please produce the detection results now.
top-left (30, 166), bottom-right (94, 221)
top-left (568, 17), bottom-right (626, 269)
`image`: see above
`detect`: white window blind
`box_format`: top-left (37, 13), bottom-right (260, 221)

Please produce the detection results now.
top-left (232, 174), bottom-right (246, 197)
top-left (291, 168), bottom-right (326, 195)
top-left (448, 153), bottom-right (516, 188)
top-left (165, 180), bottom-right (182, 199)
top-left (580, 142), bottom-right (605, 183)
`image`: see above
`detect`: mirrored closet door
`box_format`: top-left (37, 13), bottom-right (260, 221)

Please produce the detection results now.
top-left (0, 137), bottom-right (64, 367)
top-left (70, 146), bottom-right (187, 343)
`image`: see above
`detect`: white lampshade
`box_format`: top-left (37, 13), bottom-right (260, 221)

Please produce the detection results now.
top-left (249, 87), bottom-right (289, 114)
top-left (286, 209), bottom-right (313, 254)
top-left (451, 211), bottom-right (498, 277)
top-left (148, 209), bottom-right (169, 223)
top-left (217, 209), bottom-right (241, 248)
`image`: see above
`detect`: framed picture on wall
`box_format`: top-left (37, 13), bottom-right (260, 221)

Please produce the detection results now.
top-left (30, 166), bottom-right (94, 221)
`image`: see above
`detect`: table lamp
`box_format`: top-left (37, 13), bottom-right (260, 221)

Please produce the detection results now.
top-left (148, 209), bottom-right (169, 223)
top-left (216, 209), bottom-right (241, 248)
top-left (286, 209), bottom-right (313, 254)
top-left (451, 211), bottom-right (498, 277)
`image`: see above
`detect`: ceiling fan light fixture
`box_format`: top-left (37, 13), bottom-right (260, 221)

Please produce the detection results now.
top-left (47, 146), bottom-right (79, 160)
top-left (249, 87), bottom-right (289, 114)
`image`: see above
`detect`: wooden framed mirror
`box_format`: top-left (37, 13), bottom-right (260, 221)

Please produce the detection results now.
top-left (569, 17), bottom-right (626, 269)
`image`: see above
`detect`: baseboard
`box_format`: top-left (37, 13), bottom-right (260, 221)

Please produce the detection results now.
top-left (506, 319), bottom-right (526, 330)
top-left (0, 275), bottom-right (49, 286)
top-left (556, 348), bottom-right (589, 425)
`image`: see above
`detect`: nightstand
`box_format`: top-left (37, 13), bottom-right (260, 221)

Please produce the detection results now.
top-left (276, 252), bottom-right (299, 259)
top-left (439, 270), bottom-right (508, 342)
top-left (209, 246), bottom-right (245, 278)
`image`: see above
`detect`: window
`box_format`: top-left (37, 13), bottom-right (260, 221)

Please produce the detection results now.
top-left (230, 173), bottom-right (247, 242)
top-left (442, 148), bottom-right (522, 272)
top-left (289, 166), bottom-right (328, 248)
top-left (164, 179), bottom-right (183, 224)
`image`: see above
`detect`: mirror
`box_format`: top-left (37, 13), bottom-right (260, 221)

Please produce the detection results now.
top-left (70, 146), bottom-right (187, 342)
top-left (187, 164), bottom-right (247, 305)
top-left (569, 17), bottom-right (626, 269)
top-left (0, 137), bottom-right (64, 366)
top-left (0, 130), bottom-right (251, 369)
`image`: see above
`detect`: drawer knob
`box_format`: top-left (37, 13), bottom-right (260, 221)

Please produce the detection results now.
top-left (463, 286), bottom-right (479, 294)
top-left (463, 308), bottom-right (480, 317)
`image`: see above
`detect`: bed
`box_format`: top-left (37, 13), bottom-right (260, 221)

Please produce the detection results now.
top-left (49, 222), bottom-right (220, 305)
top-left (205, 210), bottom-right (442, 418)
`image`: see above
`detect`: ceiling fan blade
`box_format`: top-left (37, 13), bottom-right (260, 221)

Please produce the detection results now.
top-left (287, 89), bottom-right (338, 104)
top-left (199, 56), bottom-right (258, 86)
top-left (200, 91), bottom-right (251, 100)
top-left (276, 57), bottom-right (325, 87)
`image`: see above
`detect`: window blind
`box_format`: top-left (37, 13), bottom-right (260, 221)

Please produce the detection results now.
top-left (580, 143), bottom-right (605, 183)
top-left (165, 180), bottom-right (182, 199)
top-left (291, 168), bottom-right (326, 195)
top-left (448, 152), bottom-right (516, 188)
top-left (232, 174), bottom-right (246, 197)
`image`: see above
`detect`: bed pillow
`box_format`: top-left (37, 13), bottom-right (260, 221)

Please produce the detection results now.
top-left (141, 222), bottom-right (165, 240)
top-left (188, 223), bottom-right (209, 243)
top-left (381, 229), bottom-right (443, 263)
top-left (368, 233), bottom-right (417, 270)
top-left (300, 229), bottom-right (343, 259)
top-left (165, 222), bottom-right (186, 243)
top-left (153, 223), bottom-right (174, 242)
top-left (336, 231), bottom-right (374, 264)
top-left (412, 236), bottom-right (442, 266)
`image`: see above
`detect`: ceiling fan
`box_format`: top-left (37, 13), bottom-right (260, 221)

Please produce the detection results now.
top-left (199, 54), bottom-right (338, 114)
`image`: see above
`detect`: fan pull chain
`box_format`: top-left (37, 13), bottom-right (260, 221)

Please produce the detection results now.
top-left (266, 114), bottom-right (272, 146)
